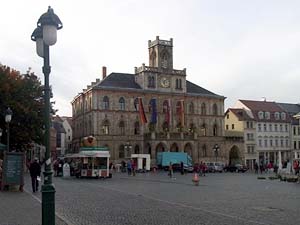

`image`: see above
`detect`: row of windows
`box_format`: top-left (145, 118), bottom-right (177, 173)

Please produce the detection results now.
top-left (293, 141), bottom-right (300, 150)
top-left (74, 119), bottom-right (221, 137)
top-left (257, 123), bottom-right (289, 132)
top-left (74, 97), bottom-right (220, 116)
top-left (293, 126), bottom-right (300, 136)
top-left (258, 111), bottom-right (286, 120)
top-left (258, 138), bottom-right (289, 147)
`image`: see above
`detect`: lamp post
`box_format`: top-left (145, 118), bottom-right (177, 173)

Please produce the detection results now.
top-left (5, 107), bottom-right (12, 152)
top-left (213, 144), bottom-right (219, 162)
top-left (0, 128), bottom-right (2, 143)
top-left (31, 6), bottom-right (62, 225)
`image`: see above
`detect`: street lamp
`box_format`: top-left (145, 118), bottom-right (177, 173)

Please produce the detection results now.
top-left (5, 107), bottom-right (12, 152)
top-left (31, 6), bottom-right (62, 225)
top-left (213, 144), bottom-right (219, 162)
top-left (0, 128), bottom-right (2, 143)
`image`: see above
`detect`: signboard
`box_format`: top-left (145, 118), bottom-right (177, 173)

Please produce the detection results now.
top-left (1, 152), bottom-right (24, 189)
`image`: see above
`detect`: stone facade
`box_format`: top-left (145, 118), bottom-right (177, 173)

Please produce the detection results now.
top-left (72, 37), bottom-right (226, 165)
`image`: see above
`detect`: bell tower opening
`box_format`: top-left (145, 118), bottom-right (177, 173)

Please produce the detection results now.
top-left (148, 36), bottom-right (173, 69)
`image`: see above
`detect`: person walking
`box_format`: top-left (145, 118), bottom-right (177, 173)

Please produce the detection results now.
top-left (254, 162), bottom-right (258, 174)
top-left (180, 161), bottom-right (184, 175)
top-left (29, 158), bottom-right (41, 193)
top-left (127, 160), bottom-right (132, 176)
top-left (131, 159), bottom-right (136, 176)
top-left (168, 162), bottom-right (173, 178)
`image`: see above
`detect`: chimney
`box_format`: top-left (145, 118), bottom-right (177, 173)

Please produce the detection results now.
top-left (102, 66), bottom-right (107, 79)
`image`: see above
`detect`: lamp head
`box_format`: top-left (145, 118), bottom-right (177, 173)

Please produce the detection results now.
top-left (37, 6), bottom-right (63, 46)
top-left (5, 107), bottom-right (12, 123)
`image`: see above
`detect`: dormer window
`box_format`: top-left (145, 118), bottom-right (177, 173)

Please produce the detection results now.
top-left (258, 111), bottom-right (264, 119)
top-left (275, 112), bottom-right (280, 120)
top-left (264, 112), bottom-right (270, 119)
top-left (281, 112), bottom-right (286, 120)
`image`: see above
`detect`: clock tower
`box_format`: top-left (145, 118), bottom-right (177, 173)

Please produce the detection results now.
top-left (134, 36), bottom-right (186, 93)
top-left (148, 36), bottom-right (173, 70)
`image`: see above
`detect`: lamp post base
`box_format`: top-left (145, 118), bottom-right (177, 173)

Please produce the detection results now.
top-left (42, 182), bottom-right (55, 225)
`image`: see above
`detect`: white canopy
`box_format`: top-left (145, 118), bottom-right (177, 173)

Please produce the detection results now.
top-left (65, 151), bottom-right (110, 158)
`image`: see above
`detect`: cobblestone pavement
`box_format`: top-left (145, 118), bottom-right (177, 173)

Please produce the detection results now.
top-left (0, 187), bottom-right (67, 225)
top-left (2, 171), bottom-right (300, 225)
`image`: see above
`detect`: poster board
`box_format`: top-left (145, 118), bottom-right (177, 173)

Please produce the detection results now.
top-left (1, 152), bottom-right (24, 189)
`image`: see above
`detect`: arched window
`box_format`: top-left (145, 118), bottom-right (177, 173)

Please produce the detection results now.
top-left (202, 144), bottom-right (207, 157)
top-left (213, 104), bottom-right (218, 116)
top-left (103, 96), bottom-right (109, 110)
top-left (213, 124), bottom-right (218, 136)
top-left (163, 100), bottom-right (168, 113)
top-left (134, 121), bottom-right (140, 135)
top-left (258, 111), bottom-right (264, 119)
top-left (201, 103), bottom-right (206, 115)
top-left (148, 76), bottom-right (155, 88)
top-left (119, 145), bottom-right (125, 159)
top-left (189, 102), bottom-right (194, 114)
top-left (102, 119), bottom-right (110, 135)
top-left (281, 112), bottom-right (286, 120)
top-left (119, 97), bottom-right (125, 111)
top-left (119, 121), bottom-right (125, 135)
top-left (134, 145), bottom-right (140, 154)
top-left (201, 124), bottom-right (206, 136)
top-left (134, 98), bottom-right (139, 111)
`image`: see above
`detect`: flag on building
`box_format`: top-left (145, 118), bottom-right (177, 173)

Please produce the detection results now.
top-left (165, 99), bottom-right (172, 125)
top-left (150, 98), bottom-right (157, 124)
top-left (138, 97), bottom-right (147, 124)
top-left (179, 100), bottom-right (185, 127)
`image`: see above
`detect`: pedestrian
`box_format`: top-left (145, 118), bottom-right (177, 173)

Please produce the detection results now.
top-left (259, 162), bottom-right (264, 174)
top-left (127, 160), bottom-right (132, 176)
top-left (293, 160), bottom-right (299, 175)
top-left (168, 162), bottom-right (173, 178)
top-left (180, 161), bottom-right (184, 175)
top-left (29, 157), bottom-right (41, 193)
top-left (254, 162), bottom-right (258, 174)
top-left (131, 159), bottom-right (136, 176)
top-left (202, 162), bottom-right (207, 176)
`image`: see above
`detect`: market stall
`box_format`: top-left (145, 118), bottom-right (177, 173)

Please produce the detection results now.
top-left (65, 147), bottom-right (111, 178)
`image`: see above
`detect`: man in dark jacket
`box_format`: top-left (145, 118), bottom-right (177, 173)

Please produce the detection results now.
top-left (29, 158), bottom-right (41, 193)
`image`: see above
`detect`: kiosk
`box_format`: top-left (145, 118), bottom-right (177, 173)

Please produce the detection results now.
top-left (66, 147), bottom-right (111, 178)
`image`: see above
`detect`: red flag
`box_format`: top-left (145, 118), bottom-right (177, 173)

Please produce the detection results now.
top-left (138, 97), bottom-right (147, 124)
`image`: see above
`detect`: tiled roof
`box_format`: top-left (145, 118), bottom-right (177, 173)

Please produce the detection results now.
top-left (277, 103), bottom-right (300, 115)
top-left (239, 100), bottom-right (290, 122)
top-left (227, 108), bottom-right (254, 121)
top-left (94, 72), bottom-right (222, 98)
top-left (240, 100), bottom-right (283, 112)
top-left (186, 80), bottom-right (221, 97)
top-left (96, 73), bottom-right (142, 89)
top-left (278, 103), bottom-right (300, 125)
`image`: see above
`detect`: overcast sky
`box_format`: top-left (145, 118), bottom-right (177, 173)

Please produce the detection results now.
top-left (1, 0), bottom-right (299, 116)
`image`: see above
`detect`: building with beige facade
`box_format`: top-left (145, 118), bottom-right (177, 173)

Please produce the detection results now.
top-left (226, 99), bottom-right (292, 169)
top-left (71, 36), bottom-right (226, 164)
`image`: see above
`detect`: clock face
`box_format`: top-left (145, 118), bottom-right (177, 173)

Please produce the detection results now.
top-left (161, 77), bottom-right (170, 88)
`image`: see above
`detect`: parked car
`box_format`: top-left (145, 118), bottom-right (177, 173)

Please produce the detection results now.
top-left (214, 162), bottom-right (224, 173)
top-left (224, 164), bottom-right (248, 173)
top-left (207, 162), bottom-right (216, 173)
top-left (206, 162), bottom-right (224, 173)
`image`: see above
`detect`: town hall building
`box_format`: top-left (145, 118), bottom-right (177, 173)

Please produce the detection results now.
top-left (71, 36), bottom-right (226, 164)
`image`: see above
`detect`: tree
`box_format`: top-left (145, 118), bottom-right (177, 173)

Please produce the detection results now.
top-left (0, 64), bottom-right (50, 151)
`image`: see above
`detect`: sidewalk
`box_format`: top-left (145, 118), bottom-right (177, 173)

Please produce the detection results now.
top-left (0, 183), bottom-right (68, 225)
